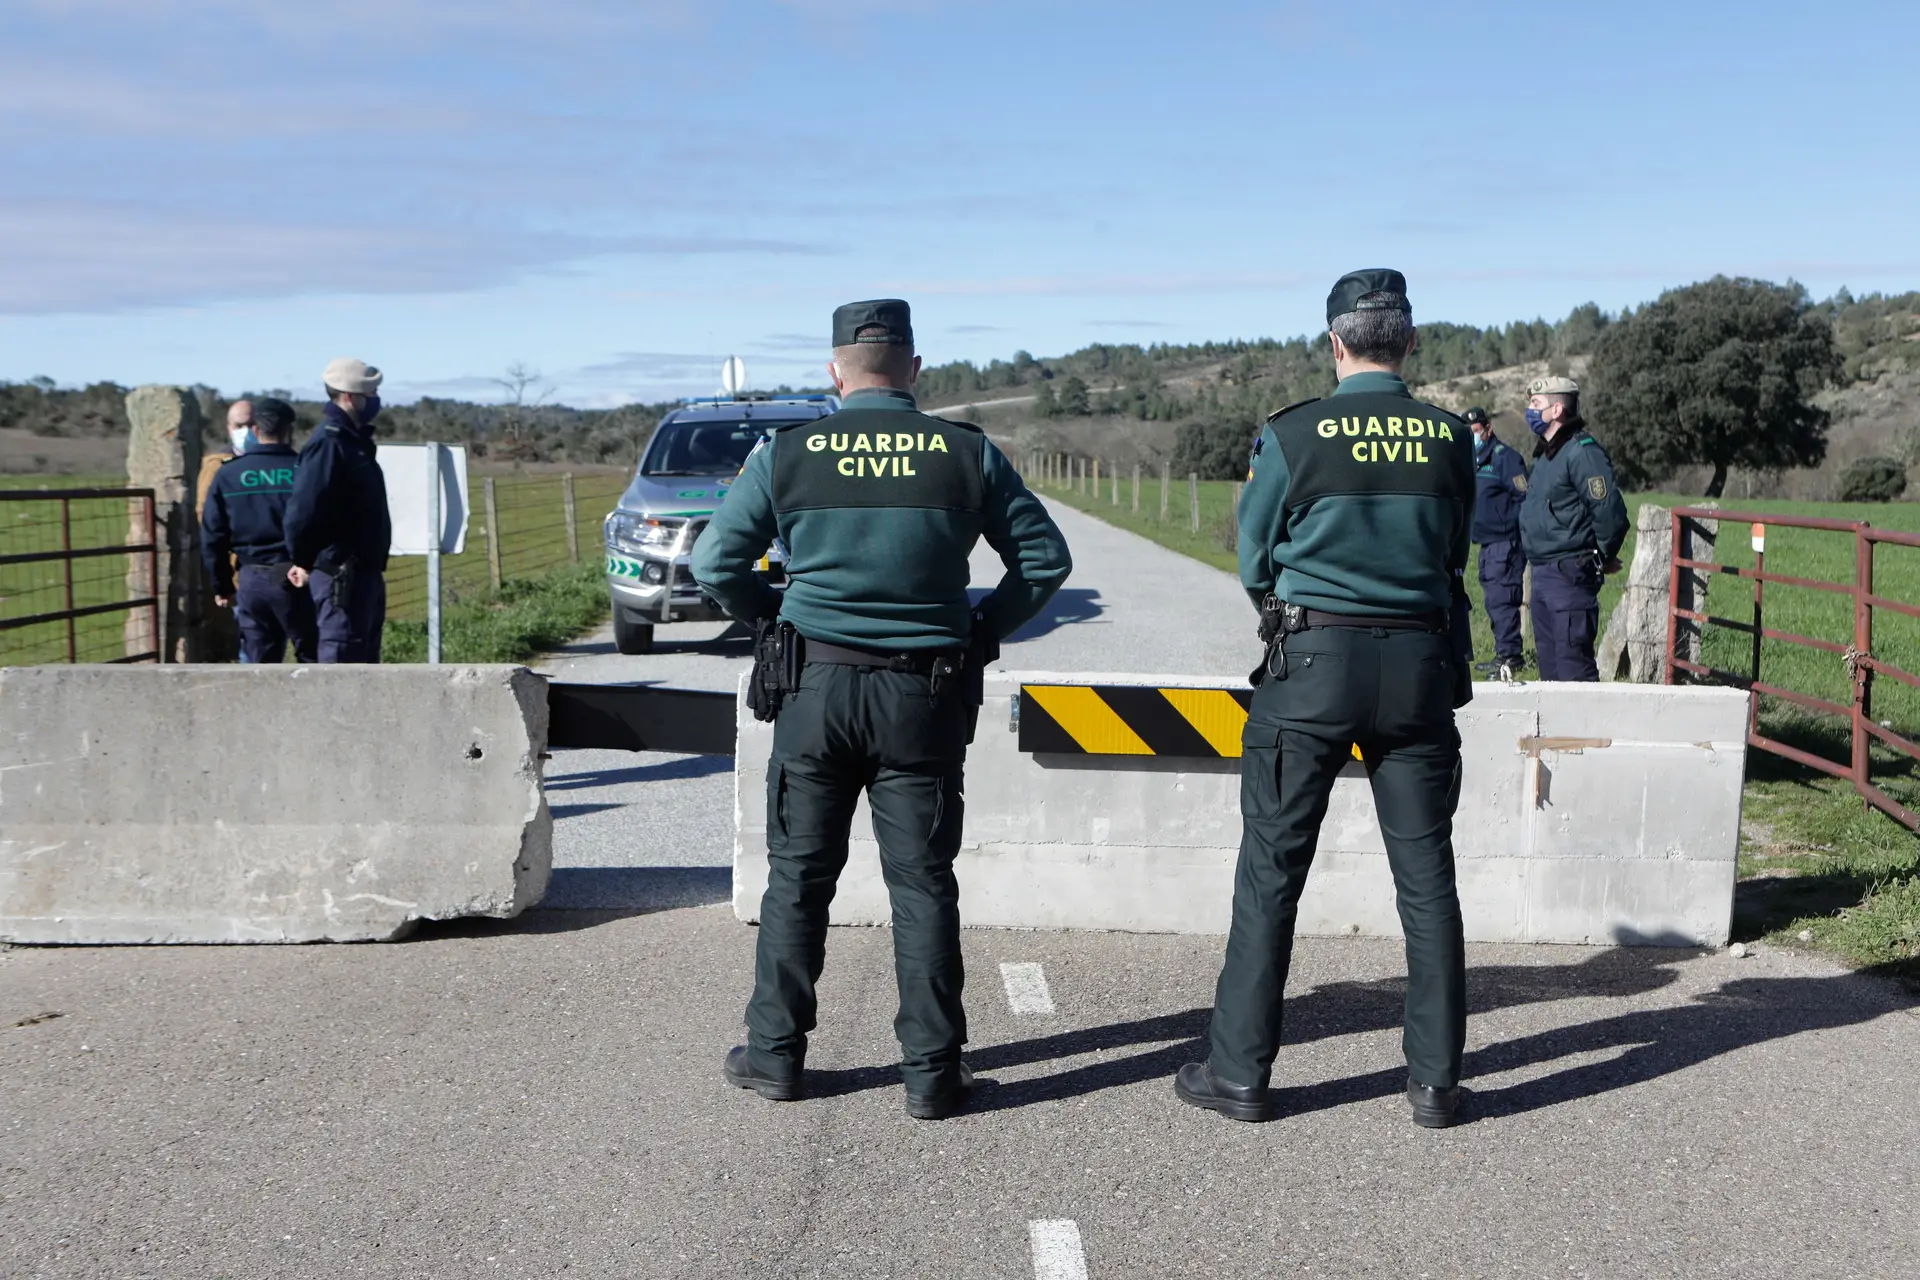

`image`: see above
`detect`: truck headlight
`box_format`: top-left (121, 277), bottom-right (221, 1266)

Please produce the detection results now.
top-left (606, 513), bottom-right (686, 555)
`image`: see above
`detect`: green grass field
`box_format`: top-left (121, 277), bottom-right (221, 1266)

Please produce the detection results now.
top-left (1035, 468), bottom-right (1920, 984)
top-left (1, 470), bottom-right (631, 665)
top-left (0, 473), bottom-right (154, 663)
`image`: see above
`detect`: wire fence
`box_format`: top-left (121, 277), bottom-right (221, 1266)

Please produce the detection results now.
top-left (385, 472), bottom-right (628, 622)
top-left (0, 489), bottom-right (161, 665)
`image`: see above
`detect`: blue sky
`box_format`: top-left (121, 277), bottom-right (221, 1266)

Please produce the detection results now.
top-left (3, 0), bottom-right (1916, 407)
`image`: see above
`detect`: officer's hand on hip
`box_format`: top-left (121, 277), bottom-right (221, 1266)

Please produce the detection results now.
top-left (287, 566), bottom-right (309, 589)
top-left (1602, 557), bottom-right (1623, 576)
top-left (214, 594), bottom-right (232, 608)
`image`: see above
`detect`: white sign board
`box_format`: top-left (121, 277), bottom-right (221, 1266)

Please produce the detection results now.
top-left (720, 355), bottom-right (746, 396)
top-left (380, 443), bottom-right (470, 556)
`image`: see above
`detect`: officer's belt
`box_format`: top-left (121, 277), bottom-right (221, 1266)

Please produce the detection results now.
top-left (803, 638), bottom-right (967, 673)
top-left (1297, 608), bottom-right (1445, 633)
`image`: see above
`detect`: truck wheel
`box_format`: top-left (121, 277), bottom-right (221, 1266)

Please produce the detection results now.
top-left (613, 612), bottom-right (655, 655)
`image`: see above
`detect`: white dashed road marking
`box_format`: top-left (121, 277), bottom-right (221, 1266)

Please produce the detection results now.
top-left (1029, 1219), bottom-right (1088, 1280)
top-left (999, 962), bottom-right (1056, 1015)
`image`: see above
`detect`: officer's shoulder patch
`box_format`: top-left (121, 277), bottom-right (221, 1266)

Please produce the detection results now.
top-left (1586, 475), bottom-right (1608, 500)
top-left (1513, 473), bottom-right (1529, 493)
top-left (1264, 397), bottom-right (1320, 424)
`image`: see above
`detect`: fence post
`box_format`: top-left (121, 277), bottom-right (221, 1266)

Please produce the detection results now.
top-left (562, 472), bottom-right (580, 564)
top-left (60, 497), bottom-right (77, 663)
top-left (1092, 457), bottom-right (1100, 497)
top-left (1854, 528), bottom-right (1875, 802)
top-left (1132, 463), bottom-right (1140, 513)
top-left (483, 476), bottom-right (502, 592)
top-left (1189, 473), bottom-right (1200, 534)
top-left (1110, 462), bottom-right (1119, 505)
top-left (1160, 461), bottom-right (1171, 521)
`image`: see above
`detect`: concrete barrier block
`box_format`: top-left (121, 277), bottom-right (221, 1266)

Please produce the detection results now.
top-left (0, 665), bottom-right (551, 943)
top-left (734, 674), bottom-right (1749, 946)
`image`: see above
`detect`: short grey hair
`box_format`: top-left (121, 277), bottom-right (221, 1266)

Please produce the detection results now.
top-left (1329, 292), bottom-right (1414, 365)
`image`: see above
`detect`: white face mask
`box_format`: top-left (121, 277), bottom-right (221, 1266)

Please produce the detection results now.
top-left (229, 427), bottom-right (256, 454)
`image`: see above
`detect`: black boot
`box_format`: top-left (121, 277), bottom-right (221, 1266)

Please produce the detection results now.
top-left (1406, 1080), bottom-right (1460, 1128)
top-left (1173, 1062), bottom-right (1274, 1122)
top-left (906, 1063), bottom-right (974, 1120)
top-left (723, 1045), bottom-right (804, 1102)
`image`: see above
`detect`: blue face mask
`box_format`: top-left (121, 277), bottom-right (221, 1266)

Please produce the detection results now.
top-left (1524, 408), bottom-right (1550, 436)
top-left (360, 394), bottom-right (382, 424)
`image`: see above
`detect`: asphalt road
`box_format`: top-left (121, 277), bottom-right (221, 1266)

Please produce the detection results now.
top-left (5, 499), bottom-right (1918, 1278)
top-left (5, 914), bottom-right (1916, 1278)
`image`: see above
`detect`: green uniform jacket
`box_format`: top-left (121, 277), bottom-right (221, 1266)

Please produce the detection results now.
top-left (1518, 427), bottom-right (1629, 564)
top-left (1239, 371), bottom-right (1474, 615)
top-left (691, 387), bottom-right (1071, 649)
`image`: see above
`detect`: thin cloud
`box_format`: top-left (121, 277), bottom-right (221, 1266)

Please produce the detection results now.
top-left (8, 0), bottom-right (701, 46)
top-left (0, 205), bottom-right (829, 315)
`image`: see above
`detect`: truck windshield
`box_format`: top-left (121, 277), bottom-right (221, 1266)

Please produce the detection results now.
top-left (642, 420), bottom-right (769, 477)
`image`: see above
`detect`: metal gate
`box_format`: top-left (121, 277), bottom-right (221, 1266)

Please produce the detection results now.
top-left (1664, 507), bottom-right (1920, 831)
top-left (0, 488), bottom-right (162, 664)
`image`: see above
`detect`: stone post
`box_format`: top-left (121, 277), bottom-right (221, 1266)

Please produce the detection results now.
top-left (1598, 503), bottom-right (1717, 682)
top-left (123, 386), bottom-right (206, 663)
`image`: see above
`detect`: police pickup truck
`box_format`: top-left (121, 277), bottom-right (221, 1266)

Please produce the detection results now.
top-left (602, 393), bottom-right (839, 654)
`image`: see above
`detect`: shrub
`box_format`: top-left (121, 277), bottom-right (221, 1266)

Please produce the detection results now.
top-left (1834, 455), bottom-right (1908, 503)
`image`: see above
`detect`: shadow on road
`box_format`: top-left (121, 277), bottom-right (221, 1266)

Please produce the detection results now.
top-left (545, 754), bottom-right (735, 791)
top-left (970, 586), bottom-right (1105, 641)
top-left (805, 949), bottom-right (1915, 1120)
top-left (409, 868), bottom-right (732, 939)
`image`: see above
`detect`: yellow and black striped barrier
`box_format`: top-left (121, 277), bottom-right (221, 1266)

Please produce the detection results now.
top-left (1017, 683), bottom-right (1365, 762)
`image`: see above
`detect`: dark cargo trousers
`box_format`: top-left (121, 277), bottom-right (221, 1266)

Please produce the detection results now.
top-left (308, 566), bottom-right (386, 664)
top-left (1529, 554), bottom-right (1602, 682)
top-left (747, 663), bottom-right (971, 1096)
top-left (1208, 625), bottom-right (1467, 1091)
top-left (235, 563), bottom-right (319, 665)
top-left (1476, 535), bottom-right (1526, 666)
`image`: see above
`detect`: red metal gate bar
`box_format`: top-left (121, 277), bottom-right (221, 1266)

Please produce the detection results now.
top-left (0, 487), bottom-right (162, 665)
top-left (1666, 505), bottom-right (1920, 833)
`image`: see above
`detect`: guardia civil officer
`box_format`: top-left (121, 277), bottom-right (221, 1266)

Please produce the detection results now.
top-left (1176, 270), bottom-right (1476, 1129)
top-left (691, 300), bottom-right (1071, 1120)
top-left (201, 397), bottom-right (318, 664)
top-left (1517, 375), bottom-right (1627, 682)
top-left (1466, 407), bottom-right (1529, 677)
top-left (285, 358), bottom-right (392, 663)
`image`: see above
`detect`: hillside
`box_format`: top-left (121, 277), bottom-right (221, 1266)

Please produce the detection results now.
top-left (4, 289), bottom-right (1915, 499)
top-left (927, 290), bottom-right (1919, 500)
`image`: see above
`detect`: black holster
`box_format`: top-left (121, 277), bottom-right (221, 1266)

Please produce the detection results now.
top-left (1448, 575), bottom-right (1475, 709)
top-left (963, 608), bottom-right (999, 709)
top-left (747, 618), bottom-right (802, 723)
top-left (1249, 595), bottom-right (1303, 687)
top-left (325, 557), bottom-right (361, 611)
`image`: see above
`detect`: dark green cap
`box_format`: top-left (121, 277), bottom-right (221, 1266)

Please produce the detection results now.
top-left (1326, 269), bottom-right (1410, 324)
top-left (832, 298), bottom-right (914, 347)
top-left (1463, 406), bottom-right (1490, 425)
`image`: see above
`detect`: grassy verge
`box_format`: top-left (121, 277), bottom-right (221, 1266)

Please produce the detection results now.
top-left (2, 469), bottom-right (627, 665)
top-left (1035, 472), bottom-right (1920, 984)
top-left (381, 560), bottom-right (608, 665)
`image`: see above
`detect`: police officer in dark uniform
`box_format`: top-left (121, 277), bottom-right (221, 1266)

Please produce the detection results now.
top-left (692, 300), bottom-right (1071, 1120)
top-left (1517, 375), bottom-right (1628, 682)
top-left (1176, 269), bottom-right (1476, 1129)
top-left (1466, 407), bottom-right (1529, 677)
top-left (285, 358), bottom-right (392, 663)
top-left (201, 397), bottom-right (319, 664)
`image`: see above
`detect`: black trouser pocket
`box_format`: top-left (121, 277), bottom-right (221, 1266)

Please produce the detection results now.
top-left (766, 764), bottom-right (789, 851)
